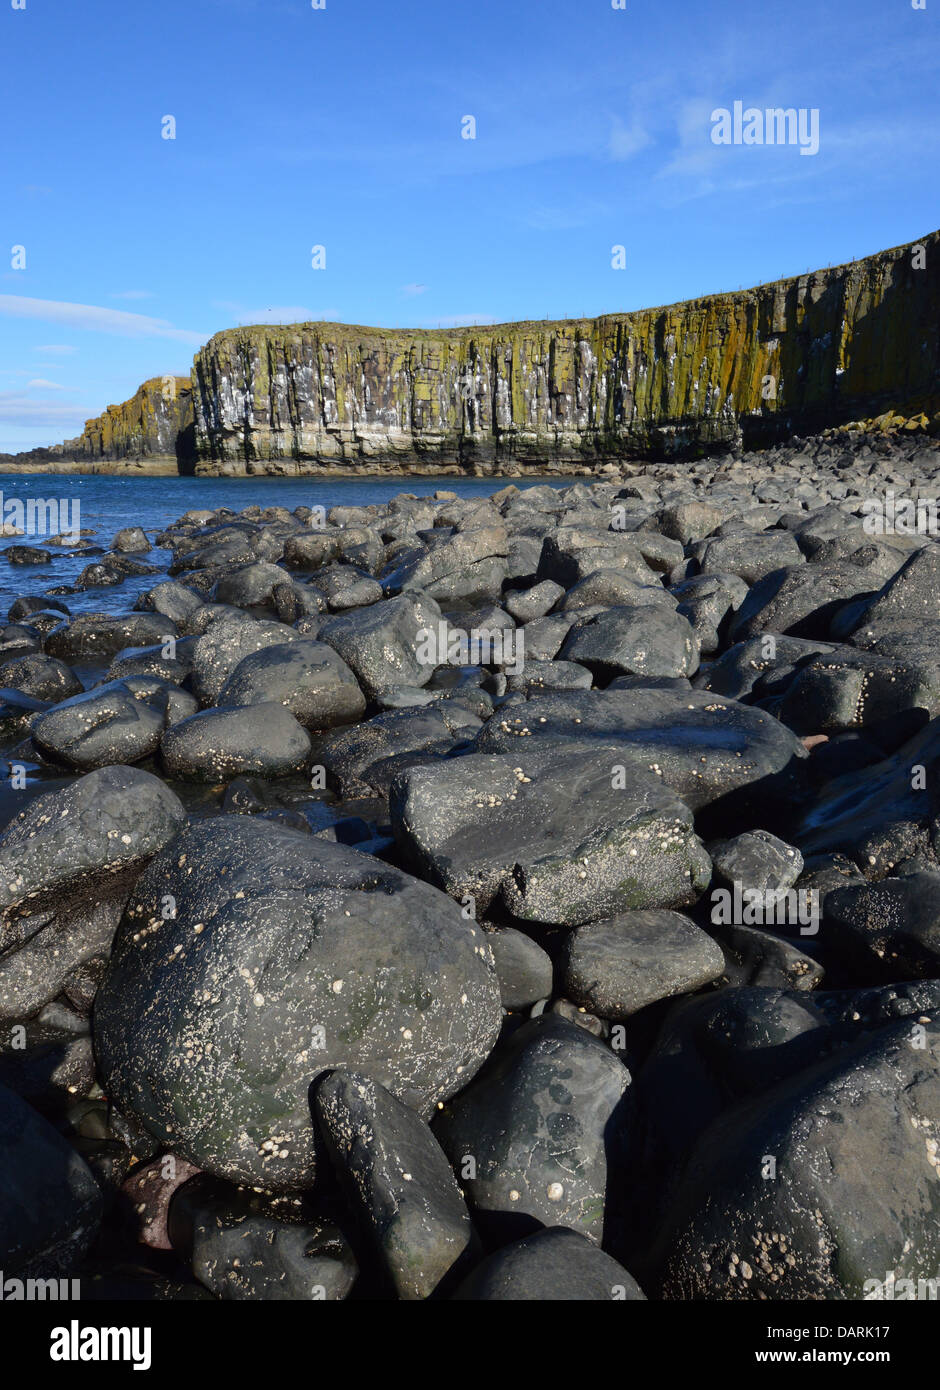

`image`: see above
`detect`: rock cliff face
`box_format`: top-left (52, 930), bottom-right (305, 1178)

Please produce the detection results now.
top-left (48, 377), bottom-right (193, 472)
top-left (5, 229), bottom-right (938, 476)
top-left (188, 229), bottom-right (939, 475)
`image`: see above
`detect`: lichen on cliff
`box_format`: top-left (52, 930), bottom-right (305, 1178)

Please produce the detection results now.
top-left (23, 227), bottom-right (940, 475)
top-left (188, 229), bottom-right (939, 472)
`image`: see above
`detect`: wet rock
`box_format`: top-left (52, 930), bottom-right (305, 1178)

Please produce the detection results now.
top-left (0, 653), bottom-right (82, 703)
top-left (0, 1083), bottom-right (104, 1275)
top-left (160, 702), bottom-right (311, 781)
top-left (453, 1227), bottom-right (645, 1301)
top-left (487, 928), bottom-right (555, 1009)
top-left (168, 1175), bottom-right (357, 1300)
top-left (45, 613), bottom-right (177, 663)
top-left (505, 658), bottom-right (593, 694)
top-left (190, 617), bottom-right (301, 705)
top-left (218, 639), bottom-right (366, 730)
top-left (134, 580), bottom-right (203, 626)
top-left (436, 1014), bottom-right (632, 1244)
top-left (504, 580), bottom-right (565, 623)
top-left (314, 1068), bottom-right (478, 1299)
top-left (214, 561), bottom-right (290, 609)
top-left (562, 911), bottom-right (725, 1019)
top-left (0, 1020), bottom-right (95, 1115)
top-left (119, 1153), bottom-right (201, 1250)
top-left (777, 647), bottom-right (940, 734)
top-left (7, 596), bottom-right (69, 625)
top-left (112, 526), bottom-right (151, 553)
top-left (559, 604), bottom-right (700, 681)
top-left (822, 870), bottom-right (940, 981)
top-left (31, 678), bottom-right (178, 770)
top-left (474, 687), bottom-right (808, 830)
top-left (5, 545), bottom-right (51, 565)
top-left (717, 922), bottom-right (825, 990)
top-left (0, 766), bottom-right (187, 955)
top-left (390, 745), bottom-right (711, 924)
top-left (319, 705), bottom-right (464, 799)
top-left (94, 816), bottom-right (502, 1189)
top-left (651, 1012), bottom-right (940, 1299)
top-left (708, 830), bottom-right (804, 892)
top-left (319, 592), bottom-right (443, 698)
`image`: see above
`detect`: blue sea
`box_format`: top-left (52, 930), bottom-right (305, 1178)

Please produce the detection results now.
top-left (0, 472), bottom-right (578, 618)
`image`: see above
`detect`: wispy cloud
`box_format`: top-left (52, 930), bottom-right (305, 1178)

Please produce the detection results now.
top-left (25, 378), bottom-right (65, 391)
top-left (401, 283), bottom-right (427, 297)
top-left (0, 295), bottom-right (207, 345)
top-left (607, 117), bottom-right (652, 162)
top-left (212, 301), bottom-right (340, 325)
top-left (33, 344), bottom-right (76, 355)
top-left (0, 390), bottom-right (91, 429)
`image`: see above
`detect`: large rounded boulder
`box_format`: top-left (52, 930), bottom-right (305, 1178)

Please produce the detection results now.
top-left (94, 817), bottom-right (502, 1191)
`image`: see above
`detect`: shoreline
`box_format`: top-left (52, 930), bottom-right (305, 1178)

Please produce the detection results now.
top-left (1, 419), bottom-right (939, 1301)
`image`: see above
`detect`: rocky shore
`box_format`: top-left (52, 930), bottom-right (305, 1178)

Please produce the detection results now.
top-left (1, 422), bottom-right (939, 1301)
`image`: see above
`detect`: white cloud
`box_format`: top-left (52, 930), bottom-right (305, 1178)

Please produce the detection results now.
top-left (608, 118), bottom-right (652, 162)
top-left (0, 391), bottom-right (91, 428)
top-left (25, 378), bottom-right (65, 390)
top-left (212, 301), bottom-right (336, 326)
top-left (0, 295), bottom-right (207, 345)
top-left (33, 344), bottom-right (76, 355)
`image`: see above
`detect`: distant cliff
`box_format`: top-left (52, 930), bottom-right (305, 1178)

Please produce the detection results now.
top-left (0, 377), bottom-right (194, 474)
top-left (6, 230), bottom-right (939, 475)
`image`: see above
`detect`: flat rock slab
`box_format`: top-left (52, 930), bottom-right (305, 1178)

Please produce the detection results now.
top-left (390, 745), bottom-right (711, 925)
top-left (473, 687), bottom-right (808, 825)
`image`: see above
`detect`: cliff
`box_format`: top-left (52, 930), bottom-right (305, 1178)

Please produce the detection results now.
top-left (0, 377), bottom-right (195, 474)
top-left (189, 228), bottom-right (940, 474)
top-left (6, 229), bottom-right (939, 475)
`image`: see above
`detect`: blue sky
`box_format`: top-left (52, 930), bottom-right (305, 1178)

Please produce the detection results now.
top-left (1, 0), bottom-right (937, 452)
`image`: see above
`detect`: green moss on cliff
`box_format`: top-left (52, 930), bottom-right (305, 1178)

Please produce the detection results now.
top-left (188, 229), bottom-right (938, 469)
top-left (58, 376), bottom-right (194, 462)
top-left (30, 227), bottom-right (940, 473)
